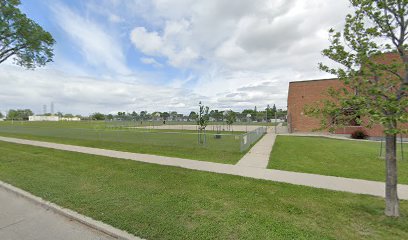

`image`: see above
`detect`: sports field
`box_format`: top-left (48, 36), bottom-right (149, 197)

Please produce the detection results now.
top-left (0, 121), bottom-right (248, 164)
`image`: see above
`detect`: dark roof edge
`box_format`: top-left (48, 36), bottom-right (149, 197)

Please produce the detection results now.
top-left (289, 78), bottom-right (338, 84)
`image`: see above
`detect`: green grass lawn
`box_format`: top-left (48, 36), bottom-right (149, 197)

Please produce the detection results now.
top-left (0, 122), bottom-right (244, 164)
top-left (0, 141), bottom-right (407, 239)
top-left (268, 136), bottom-right (408, 183)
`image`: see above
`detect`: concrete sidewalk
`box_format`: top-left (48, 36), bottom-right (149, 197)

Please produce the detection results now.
top-left (236, 131), bottom-right (276, 168)
top-left (0, 187), bottom-right (114, 240)
top-left (1, 136), bottom-right (408, 200)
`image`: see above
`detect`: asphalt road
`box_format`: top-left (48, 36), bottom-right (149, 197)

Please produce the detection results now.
top-left (0, 188), bottom-right (115, 240)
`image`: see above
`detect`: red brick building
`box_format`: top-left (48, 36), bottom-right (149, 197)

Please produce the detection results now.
top-left (287, 78), bottom-right (381, 136)
top-left (287, 53), bottom-right (407, 138)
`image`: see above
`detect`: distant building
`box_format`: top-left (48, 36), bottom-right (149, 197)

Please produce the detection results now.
top-left (29, 115), bottom-right (59, 121)
top-left (28, 116), bottom-right (80, 121)
top-left (60, 117), bottom-right (81, 121)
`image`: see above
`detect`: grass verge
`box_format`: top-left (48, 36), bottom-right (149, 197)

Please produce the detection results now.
top-left (268, 136), bottom-right (408, 183)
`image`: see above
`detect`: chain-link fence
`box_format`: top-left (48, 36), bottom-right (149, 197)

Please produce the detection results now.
top-left (0, 122), bottom-right (243, 152)
top-left (0, 121), bottom-right (267, 155)
top-left (240, 126), bottom-right (267, 152)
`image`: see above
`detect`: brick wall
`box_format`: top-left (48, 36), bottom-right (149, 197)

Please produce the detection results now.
top-left (287, 78), bottom-right (341, 133)
top-left (287, 52), bottom-right (407, 137)
top-left (287, 78), bottom-right (407, 137)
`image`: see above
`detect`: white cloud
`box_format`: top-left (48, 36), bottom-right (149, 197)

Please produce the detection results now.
top-left (129, 0), bottom-right (302, 70)
top-left (2, 0), bottom-right (353, 114)
top-left (140, 57), bottom-right (162, 67)
top-left (130, 27), bottom-right (164, 55)
top-left (130, 21), bottom-right (199, 68)
top-left (128, 0), bottom-right (351, 106)
top-left (51, 3), bottom-right (131, 75)
top-left (0, 65), bottom-right (205, 115)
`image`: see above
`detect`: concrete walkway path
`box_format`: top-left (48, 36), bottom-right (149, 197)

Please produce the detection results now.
top-left (1, 136), bottom-right (408, 200)
top-left (236, 131), bottom-right (276, 168)
top-left (0, 187), bottom-right (114, 240)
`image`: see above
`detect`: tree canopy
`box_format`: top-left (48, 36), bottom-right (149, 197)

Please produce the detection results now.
top-left (7, 109), bottom-right (33, 120)
top-left (225, 110), bottom-right (236, 126)
top-left (91, 112), bottom-right (105, 121)
top-left (307, 0), bottom-right (407, 217)
top-left (197, 102), bottom-right (209, 130)
top-left (0, 0), bottom-right (55, 68)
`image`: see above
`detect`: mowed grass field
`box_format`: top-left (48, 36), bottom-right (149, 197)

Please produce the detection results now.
top-left (0, 121), bottom-right (245, 164)
top-left (1, 141), bottom-right (408, 239)
top-left (269, 136), bottom-right (408, 183)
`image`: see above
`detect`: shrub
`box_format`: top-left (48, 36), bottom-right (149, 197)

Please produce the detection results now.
top-left (351, 130), bottom-right (367, 139)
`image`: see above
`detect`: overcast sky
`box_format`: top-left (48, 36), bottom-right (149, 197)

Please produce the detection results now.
top-left (0, 0), bottom-right (352, 115)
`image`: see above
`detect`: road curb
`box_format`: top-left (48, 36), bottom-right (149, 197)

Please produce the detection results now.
top-left (0, 180), bottom-right (142, 240)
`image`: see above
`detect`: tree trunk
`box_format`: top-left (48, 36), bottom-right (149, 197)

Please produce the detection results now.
top-left (385, 133), bottom-right (399, 217)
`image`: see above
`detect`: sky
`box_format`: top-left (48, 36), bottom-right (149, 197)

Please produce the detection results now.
top-left (0, 0), bottom-right (352, 116)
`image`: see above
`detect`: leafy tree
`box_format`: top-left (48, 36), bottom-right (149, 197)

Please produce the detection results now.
top-left (272, 104), bottom-right (277, 114)
top-left (225, 110), bottom-right (236, 128)
top-left (307, 0), bottom-right (407, 217)
top-left (91, 112), bottom-right (105, 121)
top-left (106, 114), bottom-right (114, 120)
top-left (209, 110), bottom-right (223, 122)
top-left (131, 111), bottom-right (138, 120)
top-left (140, 111), bottom-right (147, 120)
top-left (169, 111), bottom-right (178, 120)
top-left (161, 112), bottom-right (170, 120)
top-left (197, 102), bottom-right (210, 144)
top-left (266, 104), bottom-right (279, 121)
top-left (63, 113), bottom-right (74, 118)
top-left (6, 109), bottom-right (33, 120)
top-left (0, 112), bottom-right (3, 118)
top-left (0, 0), bottom-right (55, 68)
top-left (276, 109), bottom-right (287, 119)
top-left (197, 102), bottom-right (209, 130)
top-left (256, 111), bottom-right (265, 122)
top-left (188, 111), bottom-right (197, 121)
top-left (242, 109), bottom-right (256, 121)
top-left (266, 105), bottom-right (276, 120)
top-left (151, 112), bottom-right (161, 121)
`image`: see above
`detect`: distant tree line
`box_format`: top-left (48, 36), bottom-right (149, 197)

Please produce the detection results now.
top-left (5, 109), bottom-right (33, 120)
top-left (1, 109), bottom-right (81, 120)
top-left (1, 105), bottom-right (287, 123)
top-left (90, 104), bottom-right (287, 123)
